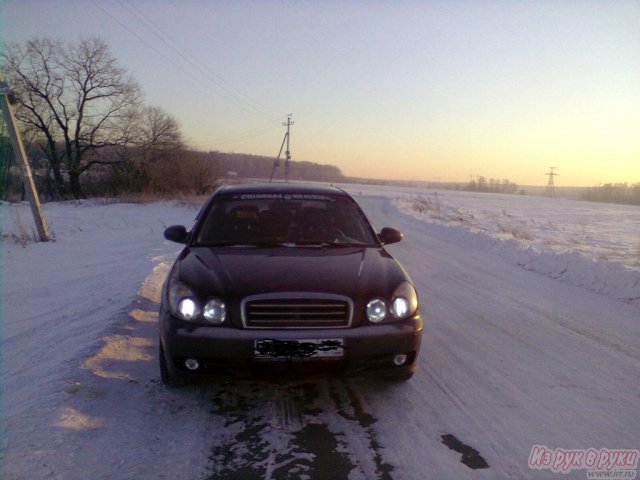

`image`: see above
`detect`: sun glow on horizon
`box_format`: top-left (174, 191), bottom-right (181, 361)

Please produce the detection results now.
top-left (4, 1), bottom-right (639, 188)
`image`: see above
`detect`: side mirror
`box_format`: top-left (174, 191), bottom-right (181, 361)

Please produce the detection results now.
top-left (164, 225), bottom-right (188, 244)
top-left (379, 227), bottom-right (403, 245)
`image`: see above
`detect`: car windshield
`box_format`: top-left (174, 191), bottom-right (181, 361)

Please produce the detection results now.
top-left (194, 192), bottom-right (379, 247)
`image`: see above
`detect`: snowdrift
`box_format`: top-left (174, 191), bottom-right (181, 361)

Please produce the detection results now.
top-left (394, 196), bottom-right (640, 304)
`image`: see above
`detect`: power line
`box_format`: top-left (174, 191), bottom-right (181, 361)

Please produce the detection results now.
top-left (121, 1), bottom-right (273, 118)
top-left (90, 0), bottom-right (274, 118)
top-left (88, 0), bottom-right (214, 94)
top-left (89, 1), bottom-right (295, 154)
top-left (195, 116), bottom-right (287, 149)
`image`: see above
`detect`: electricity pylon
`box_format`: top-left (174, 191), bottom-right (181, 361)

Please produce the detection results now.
top-left (545, 167), bottom-right (558, 197)
top-left (269, 114), bottom-right (294, 182)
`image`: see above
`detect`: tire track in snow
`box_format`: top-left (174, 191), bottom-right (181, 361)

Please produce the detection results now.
top-left (204, 379), bottom-right (393, 480)
top-left (326, 381), bottom-right (394, 479)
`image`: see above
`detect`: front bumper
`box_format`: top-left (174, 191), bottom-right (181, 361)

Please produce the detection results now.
top-left (159, 311), bottom-right (422, 378)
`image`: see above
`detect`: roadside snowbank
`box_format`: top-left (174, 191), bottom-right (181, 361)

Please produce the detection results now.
top-left (394, 195), bottom-right (640, 304)
top-left (0, 199), bottom-right (213, 480)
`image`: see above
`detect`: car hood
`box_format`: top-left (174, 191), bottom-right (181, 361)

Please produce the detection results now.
top-left (178, 246), bottom-right (408, 299)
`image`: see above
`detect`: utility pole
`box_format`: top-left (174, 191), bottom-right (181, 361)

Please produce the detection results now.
top-left (269, 114), bottom-right (294, 182)
top-left (545, 167), bottom-right (558, 197)
top-left (0, 79), bottom-right (50, 241)
top-left (283, 114), bottom-right (293, 182)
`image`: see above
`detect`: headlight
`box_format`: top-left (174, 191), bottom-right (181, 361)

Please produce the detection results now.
top-left (167, 273), bottom-right (228, 324)
top-left (391, 297), bottom-right (409, 318)
top-left (390, 281), bottom-right (418, 319)
top-left (169, 279), bottom-right (201, 321)
top-left (178, 298), bottom-right (199, 320)
top-left (203, 298), bottom-right (226, 324)
top-left (366, 298), bottom-right (387, 323)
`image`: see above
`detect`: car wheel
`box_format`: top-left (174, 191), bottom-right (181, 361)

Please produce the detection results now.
top-left (159, 338), bottom-right (187, 387)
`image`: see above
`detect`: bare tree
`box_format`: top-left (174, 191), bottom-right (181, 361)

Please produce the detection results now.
top-left (2, 37), bottom-right (141, 198)
top-left (136, 105), bottom-right (183, 163)
top-left (106, 105), bottom-right (184, 192)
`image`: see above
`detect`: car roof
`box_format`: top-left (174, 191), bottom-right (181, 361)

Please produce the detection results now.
top-left (215, 182), bottom-right (349, 196)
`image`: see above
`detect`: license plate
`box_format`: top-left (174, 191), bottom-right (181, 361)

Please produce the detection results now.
top-left (254, 338), bottom-right (344, 359)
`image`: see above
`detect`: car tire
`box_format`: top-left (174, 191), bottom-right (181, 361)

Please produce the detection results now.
top-left (159, 338), bottom-right (187, 387)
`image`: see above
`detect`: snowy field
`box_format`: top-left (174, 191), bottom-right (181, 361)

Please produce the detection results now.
top-left (1, 188), bottom-right (639, 480)
top-left (342, 184), bottom-right (640, 303)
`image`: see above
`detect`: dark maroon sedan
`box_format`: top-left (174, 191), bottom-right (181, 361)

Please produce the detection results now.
top-left (159, 183), bottom-right (422, 386)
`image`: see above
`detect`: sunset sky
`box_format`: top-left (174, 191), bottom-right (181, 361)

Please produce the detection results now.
top-left (2, 0), bottom-right (639, 186)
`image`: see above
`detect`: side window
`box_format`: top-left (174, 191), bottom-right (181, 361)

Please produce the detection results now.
top-left (332, 200), bottom-right (376, 244)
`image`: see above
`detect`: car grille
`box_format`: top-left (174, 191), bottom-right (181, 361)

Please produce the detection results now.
top-left (242, 293), bottom-right (352, 329)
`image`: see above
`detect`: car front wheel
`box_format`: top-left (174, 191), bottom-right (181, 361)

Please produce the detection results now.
top-left (159, 338), bottom-right (187, 387)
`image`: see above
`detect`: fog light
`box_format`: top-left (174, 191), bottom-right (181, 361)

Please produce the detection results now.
top-left (393, 354), bottom-right (408, 366)
top-left (184, 358), bottom-right (200, 371)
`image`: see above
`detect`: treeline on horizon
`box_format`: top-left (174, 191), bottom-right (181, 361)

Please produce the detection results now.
top-left (3, 131), bottom-right (639, 206)
top-left (0, 135), bottom-right (347, 201)
top-left (462, 176), bottom-right (520, 195)
top-left (215, 151), bottom-right (345, 183)
top-left (580, 183), bottom-right (640, 206)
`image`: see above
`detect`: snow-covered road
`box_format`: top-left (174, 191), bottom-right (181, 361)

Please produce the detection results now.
top-left (358, 196), bottom-right (640, 479)
top-left (1, 195), bottom-right (638, 480)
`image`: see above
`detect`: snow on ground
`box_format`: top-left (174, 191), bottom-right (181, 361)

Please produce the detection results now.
top-left (341, 184), bottom-right (640, 304)
top-left (1, 199), bottom-right (214, 480)
top-left (1, 190), bottom-right (638, 480)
